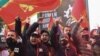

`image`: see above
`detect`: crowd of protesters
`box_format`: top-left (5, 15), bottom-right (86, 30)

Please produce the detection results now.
top-left (0, 17), bottom-right (100, 56)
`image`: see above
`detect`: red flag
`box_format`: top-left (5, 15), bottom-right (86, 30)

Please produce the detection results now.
top-left (72, 0), bottom-right (89, 28)
top-left (0, 0), bottom-right (60, 30)
top-left (48, 15), bottom-right (54, 30)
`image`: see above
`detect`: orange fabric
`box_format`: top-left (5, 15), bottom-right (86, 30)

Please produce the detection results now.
top-left (0, 0), bottom-right (60, 30)
top-left (48, 15), bottom-right (54, 30)
top-left (72, 0), bottom-right (89, 28)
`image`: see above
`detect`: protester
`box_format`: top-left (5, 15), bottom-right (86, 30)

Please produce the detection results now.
top-left (90, 28), bottom-right (100, 56)
top-left (2, 16), bottom-right (100, 56)
top-left (40, 30), bottom-right (55, 56)
top-left (6, 18), bottom-right (25, 56)
top-left (6, 29), bottom-right (25, 56)
top-left (59, 19), bottom-right (77, 56)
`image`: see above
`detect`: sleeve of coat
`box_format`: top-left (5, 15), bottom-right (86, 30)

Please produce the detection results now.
top-left (22, 23), bottom-right (29, 36)
top-left (26, 22), bottom-right (39, 39)
top-left (21, 22), bottom-right (39, 43)
top-left (71, 21), bottom-right (86, 54)
top-left (15, 17), bottom-right (22, 36)
top-left (71, 22), bottom-right (81, 54)
top-left (22, 22), bottom-right (30, 44)
top-left (50, 24), bottom-right (66, 56)
top-left (50, 24), bottom-right (59, 48)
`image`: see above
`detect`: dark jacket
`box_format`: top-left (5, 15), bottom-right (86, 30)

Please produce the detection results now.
top-left (26, 42), bottom-right (48, 56)
top-left (62, 46), bottom-right (77, 56)
top-left (71, 22), bottom-right (93, 56)
top-left (8, 18), bottom-right (23, 56)
top-left (42, 42), bottom-right (55, 56)
top-left (50, 24), bottom-right (66, 56)
top-left (22, 22), bottom-right (49, 56)
top-left (7, 18), bottom-right (25, 56)
top-left (50, 24), bottom-right (77, 56)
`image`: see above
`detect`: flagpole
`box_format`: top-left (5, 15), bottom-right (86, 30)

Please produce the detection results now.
top-left (85, 0), bottom-right (90, 31)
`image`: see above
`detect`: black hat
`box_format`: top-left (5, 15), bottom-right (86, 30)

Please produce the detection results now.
top-left (31, 32), bottom-right (40, 38)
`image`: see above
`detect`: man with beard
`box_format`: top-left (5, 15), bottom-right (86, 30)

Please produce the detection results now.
top-left (6, 17), bottom-right (24, 56)
top-left (6, 30), bottom-right (23, 56)
top-left (60, 26), bottom-right (77, 56)
top-left (60, 37), bottom-right (77, 56)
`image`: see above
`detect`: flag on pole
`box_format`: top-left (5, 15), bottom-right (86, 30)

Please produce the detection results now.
top-left (72, 0), bottom-right (89, 28)
top-left (48, 15), bottom-right (54, 30)
top-left (0, 0), bottom-right (60, 30)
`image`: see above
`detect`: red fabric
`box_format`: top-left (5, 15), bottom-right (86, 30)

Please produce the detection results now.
top-left (72, 0), bottom-right (89, 28)
top-left (0, 0), bottom-right (60, 30)
top-left (48, 15), bottom-right (54, 30)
